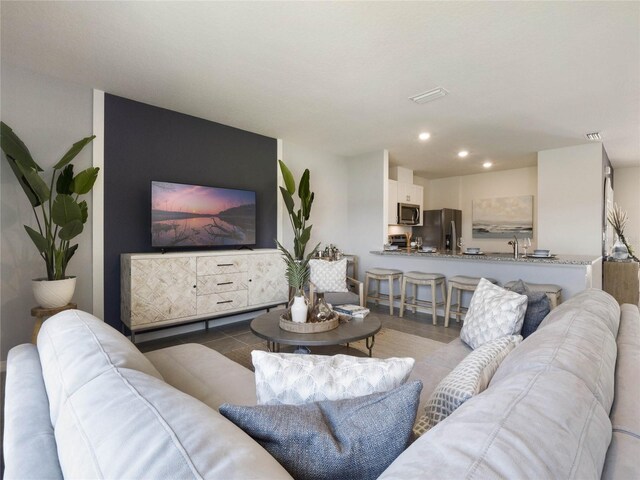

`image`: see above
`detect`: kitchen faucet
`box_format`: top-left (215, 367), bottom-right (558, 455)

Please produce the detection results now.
top-left (508, 236), bottom-right (519, 259)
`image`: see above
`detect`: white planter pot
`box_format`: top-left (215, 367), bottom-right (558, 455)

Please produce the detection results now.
top-left (32, 277), bottom-right (76, 308)
top-left (290, 295), bottom-right (308, 323)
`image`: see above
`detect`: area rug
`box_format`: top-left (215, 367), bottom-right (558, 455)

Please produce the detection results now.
top-left (223, 328), bottom-right (446, 371)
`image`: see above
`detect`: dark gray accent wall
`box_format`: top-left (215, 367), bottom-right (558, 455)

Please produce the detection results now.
top-left (104, 94), bottom-right (277, 329)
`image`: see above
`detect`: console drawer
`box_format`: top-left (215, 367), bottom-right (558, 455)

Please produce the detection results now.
top-left (197, 255), bottom-right (248, 275)
top-left (197, 291), bottom-right (248, 314)
top-left (197, 273), bottom-right (248, 295)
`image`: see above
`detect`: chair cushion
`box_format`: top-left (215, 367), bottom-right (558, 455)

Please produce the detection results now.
top-left (252, 351), bottom-right (414, 405)
top-left (220, 381), bottom-right (422, 480)
top-left (309, 258), bottom-right (348, 292)
top-left (416, 335), bottom-right (521, 434)
top-left (505, 279), bottom-right (551, 337)
top-left (460, 279), bottom-right (527, 349)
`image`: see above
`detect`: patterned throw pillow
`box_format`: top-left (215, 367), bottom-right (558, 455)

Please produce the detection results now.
top-left (309, 258), bottom-right (348, 292)
top-left (460, 278), bottom-right (527, 349)
top-left (220, 381), bottom-right (423, 480)
top-left (506, 280), bottom-right (551, 338)
top-left (252, 351), bottom-right (414, 405)
top-left (419, 335), bottom-right (522, 433)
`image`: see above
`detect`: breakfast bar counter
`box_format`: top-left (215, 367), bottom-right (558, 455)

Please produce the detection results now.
top-left (369, 250), bottom-right (602, 301)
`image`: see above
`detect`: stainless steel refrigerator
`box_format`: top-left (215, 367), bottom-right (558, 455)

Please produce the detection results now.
top-left (413, 209), bottom-right (462, 251)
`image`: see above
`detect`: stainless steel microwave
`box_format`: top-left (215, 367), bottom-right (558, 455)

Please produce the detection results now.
top-left (397, 203), bottom-right (421, 225)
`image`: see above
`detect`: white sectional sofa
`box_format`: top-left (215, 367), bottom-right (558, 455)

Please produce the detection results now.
top-left (3, 289), bottom-right (638, 479)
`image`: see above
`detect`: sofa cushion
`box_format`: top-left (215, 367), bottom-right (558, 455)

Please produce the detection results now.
top-left (602, 303), bottom-right (640, 480)
top-left (145, 343), bottom-right (257, 409)
top-left (252, 351), bottom-right (414, 405)
top-left (37, 310), bottom-right (164, 426)
top-left (419, 335), bottom-right (521, 432)
top-left (380, 370), bottom-right (612, 479)
top-left (490, 289), bottom-right (619, 412)
top-left (54, 367), bottom-right (292, 479)
top-left (460, 278), bottom-right (527, 349)
top-left (506, 279), bottom-right (551, 337)
top-left (3, 344), bottom-right (63, 480)
top-left (220, 381), bottom-right (422, 480)
top-left (309, 258), bottom-right (348, 292)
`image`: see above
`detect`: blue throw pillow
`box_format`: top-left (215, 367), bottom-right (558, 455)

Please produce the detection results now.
top-left (508, 280), bottom-right (551, 337)
top-left (219, 381), bottom-right (422, 480)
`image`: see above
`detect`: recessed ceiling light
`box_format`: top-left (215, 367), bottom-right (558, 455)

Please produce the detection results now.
top-left (418, 132), bottom-right (431, 141)
top-left (458, 150), bottom-right (469, 158)
top-left (409, 87), bottom-right (449, 104)
top-left (585, 132), bottom-right (602, 141)
top-left (483, 161), bottom-right (493, 168)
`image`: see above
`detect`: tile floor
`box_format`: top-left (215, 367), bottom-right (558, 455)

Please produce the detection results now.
top-left (137, 303), bottom-right (463, 354)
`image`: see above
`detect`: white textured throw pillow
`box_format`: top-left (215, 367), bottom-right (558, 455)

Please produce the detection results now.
top-left (460, 278), bottom-right (527, 349)
top-left (417, 335), bottom-right (522, 434)
top-left (309, 258), bottom-right (348, 293)
top-left (252, 351), bottom-right (414, 405)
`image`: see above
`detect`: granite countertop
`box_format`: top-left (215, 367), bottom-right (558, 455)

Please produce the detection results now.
top-left (371, 249), bottom-right (600, 265)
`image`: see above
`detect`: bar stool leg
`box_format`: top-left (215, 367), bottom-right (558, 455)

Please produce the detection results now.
top-left (376, 279), bottom-right (381, 304)
top-left (388, 275), bottom-right (394, 315)
top-left (364, 274), bottom-right (370, 307)
top-left (440, 280), bottom-right (447, 325)
top-left (412, 283), bottom-right (418, 313)
top-left (399, 276), bottom-right (407, 317)
top-left (431, 280), bottom-right (437, 325)
top-left (456, 289), bottom-right (462, 323)
top-left (445, 283), bottom-right (454, 327)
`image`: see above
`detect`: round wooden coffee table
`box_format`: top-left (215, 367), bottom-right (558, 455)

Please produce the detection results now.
top-left (250, 310), bottom-right (382, 357)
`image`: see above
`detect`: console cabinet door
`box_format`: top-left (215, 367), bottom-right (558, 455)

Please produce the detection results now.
top-left (247, 253), bottom-right (288, 306)
top-left (130, 257), bottom-right (196, 326)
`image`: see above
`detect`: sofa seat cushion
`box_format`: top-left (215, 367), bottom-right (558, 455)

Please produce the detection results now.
top-left (252, 351), bottom-right (414, 405)
top-left (419, 335), bottom-right (521, 432)
top-left (54, 367), bottom-right (292, 479)
top-left (380, 369), bottom-right (612, 479)
top-left (37, 310), bottom-right (164, 426)
top-left (220, 381), bottom-right (422, 480)
top-left (145, 343), bottom-right (257, 409)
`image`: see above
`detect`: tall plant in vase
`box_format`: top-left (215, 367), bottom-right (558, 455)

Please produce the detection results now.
top-left (1, 122), bottom-right (98, 308)
top-left (276, 160), bottom-right (319, 323)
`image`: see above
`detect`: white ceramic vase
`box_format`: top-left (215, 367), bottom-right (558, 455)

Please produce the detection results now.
top-left (32, 276), bottom-right (76, 308)
top-left (290, 295), bottom-right (308, 323)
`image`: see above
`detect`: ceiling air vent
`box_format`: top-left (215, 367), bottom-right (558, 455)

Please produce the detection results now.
top-left (409, 87), bottom-right (449, 104)
top-left (585, 132), bottom-right (602, 141)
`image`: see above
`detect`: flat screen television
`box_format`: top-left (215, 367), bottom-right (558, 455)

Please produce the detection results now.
top-left (151, 181), bottom-right (256, 248)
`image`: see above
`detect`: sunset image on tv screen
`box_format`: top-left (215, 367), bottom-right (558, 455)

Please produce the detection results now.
top-left (151, 181), bottom-right (256, 247)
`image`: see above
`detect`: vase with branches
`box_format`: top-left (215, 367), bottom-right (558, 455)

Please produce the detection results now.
top-left (607, 203), bottom-right (638, 262)
top-left (275, 160), bottom-right (319, 322)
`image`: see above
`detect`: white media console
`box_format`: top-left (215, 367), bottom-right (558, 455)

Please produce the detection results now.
top-left (121, 249), bottom-right (288, 340)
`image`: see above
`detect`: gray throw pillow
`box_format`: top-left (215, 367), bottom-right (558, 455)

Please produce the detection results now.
top-left (219, 381), bottom-right (423, 480)
top-left (507, 280), bottom-right (551, 337)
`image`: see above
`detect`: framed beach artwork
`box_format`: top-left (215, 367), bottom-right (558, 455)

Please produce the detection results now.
top-left (472, 195), bottom-right (533, 238)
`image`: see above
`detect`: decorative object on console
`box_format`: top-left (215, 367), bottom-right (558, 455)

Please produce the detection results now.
top-left (416, 335), bottom-right (522, 435)
top-left (505, 279), bottom-right (551, 338)
top-left (1, 122), bottom-right (97, 308)
top-left (251, 351), bottom-right (414, 405)
top-left (276, 160), bottom-right (320, 323)
top-left (472, 195), bottom-right (533, 239)
top-left (219, 381), bottom-right (422, 480)
top-left (607, 203), bottom-right (638, 261)
top-left (460, 278), bottom-right (527, 349)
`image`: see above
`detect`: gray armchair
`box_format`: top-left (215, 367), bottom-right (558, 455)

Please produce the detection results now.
top-left (310, 276), bottom-right (364, 308)
top-left (308, 258), bottom-right (364, 308)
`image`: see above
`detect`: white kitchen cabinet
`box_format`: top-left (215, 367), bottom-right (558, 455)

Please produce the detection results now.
top-left (121, 249), bottom-right (287, 336)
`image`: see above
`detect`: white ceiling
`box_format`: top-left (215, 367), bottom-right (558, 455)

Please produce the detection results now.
top-left (2, 2), bottom-right (639, 178)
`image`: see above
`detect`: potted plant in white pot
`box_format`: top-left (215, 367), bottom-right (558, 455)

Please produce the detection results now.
top-left (276, 160), bottom-right (319, 323)
top-left (1, 122), bottom-right (97, 308)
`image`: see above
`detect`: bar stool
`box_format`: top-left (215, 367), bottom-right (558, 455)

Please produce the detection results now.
top-left (399, 272), bottom-right (446, 325)
top-left (364, 268), bottom-right (403, 315)
top-left (444, 276), bottom-right (498, 327)
top-left (504, 281), bottom-right (562, 309)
